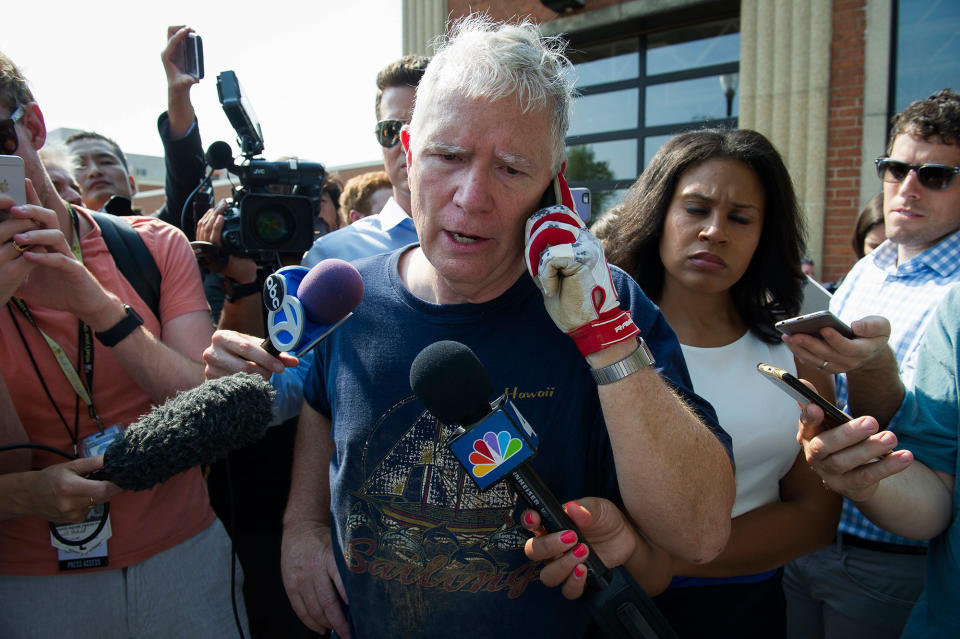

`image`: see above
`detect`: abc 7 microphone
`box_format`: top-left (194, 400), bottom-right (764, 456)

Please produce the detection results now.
top-left (410, 341), bottom-right (677, 639)
top-left (261, 258), bottom-right (364, 357)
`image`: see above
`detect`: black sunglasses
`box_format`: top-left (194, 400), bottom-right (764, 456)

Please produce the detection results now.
top-left (875, 157), bottom-right (960, 191)
top-left (1, 105), bottom-right (24, 155)
top-left (374, 119), bottom-right (408, 148)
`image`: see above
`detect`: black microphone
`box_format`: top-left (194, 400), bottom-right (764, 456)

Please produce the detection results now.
top-left (410, 341), bottom-right (676, 639)
top-left (90, 373), bottom-right (274, 491)
top-left (205, 140), bottom-right (236, 171)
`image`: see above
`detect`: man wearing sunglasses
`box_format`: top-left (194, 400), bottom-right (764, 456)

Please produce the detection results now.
top-left (300, 54), bottom-right (428, 268)
top-left (782, 89), bottom-right (960, 639)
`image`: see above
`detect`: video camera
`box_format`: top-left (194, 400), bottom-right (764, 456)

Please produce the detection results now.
top-left (208, 70), bottom-right (326, 261)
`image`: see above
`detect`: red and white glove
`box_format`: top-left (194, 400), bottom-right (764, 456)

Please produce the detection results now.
top-left (525, 205), bottom-right (639, 356)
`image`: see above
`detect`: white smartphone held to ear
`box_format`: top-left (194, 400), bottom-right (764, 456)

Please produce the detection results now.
top-left (0, 155), bottom-right (26, 213)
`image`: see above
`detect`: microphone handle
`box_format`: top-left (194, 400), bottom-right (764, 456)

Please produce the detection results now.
top-left (509, 464), bottom-right (611, 588)
top-left (509, 464), bottom-right (676, 639)
top-left (260, 337), bottom-right (281, 357)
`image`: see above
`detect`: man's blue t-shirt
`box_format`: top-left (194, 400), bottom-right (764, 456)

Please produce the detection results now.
top-left (304, 249), bottom-right (728, 638)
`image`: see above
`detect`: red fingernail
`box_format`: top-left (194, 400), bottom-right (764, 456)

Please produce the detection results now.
top-left (560, 530), bottom-right (577, 544)
top-left (573, 543), bottom-right (587, 558)
top-left (574, 565), bottom-right (585, 578)
top-left (524, 512), bottom-right (535, 526)
top-left (565, 500), bottom-right (580, 511)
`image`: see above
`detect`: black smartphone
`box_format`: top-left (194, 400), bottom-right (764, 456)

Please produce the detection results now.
top-left (181, 33), bottom-right (204, 80)
top-left (757, 363), bottom-right (853, 429)
top-left (775, 310), bottom-right (854, 339)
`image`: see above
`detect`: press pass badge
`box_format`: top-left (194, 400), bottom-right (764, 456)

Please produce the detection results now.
top-left (80, 424), bottom-right (123, 459)
top-left (50, 505), bottom-right (112, 570)
top-left (50, 425), bottom-right (123, 570)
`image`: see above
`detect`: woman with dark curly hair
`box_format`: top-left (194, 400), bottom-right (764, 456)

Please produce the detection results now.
top-left (522, 129), bottom-right (842, 638)
top-left (603, 128), bottom-right (842, 637)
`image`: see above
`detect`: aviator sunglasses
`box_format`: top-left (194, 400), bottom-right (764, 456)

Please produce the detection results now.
top-left (1, 105), bottom-right (24, 155)
top-left (875, 157), bottom-right (960, 191)
top-left (374, 119), bottom-right (409, 148)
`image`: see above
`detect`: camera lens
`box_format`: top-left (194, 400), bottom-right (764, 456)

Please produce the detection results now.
top-left (252, 207), bottom-right (295, 246)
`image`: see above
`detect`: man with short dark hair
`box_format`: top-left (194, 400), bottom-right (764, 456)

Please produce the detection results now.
top-left (783, 89), bottom-right (960, 639)
top-left (68, 26), bottom-right (206, 233)
top-left (300, 54), bottom-right (428, 267)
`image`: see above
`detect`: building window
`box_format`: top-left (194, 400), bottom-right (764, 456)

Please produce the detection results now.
top-left (565, 18), bottom-right (740, 220)
top-left (892, 0), bottom-right (960, 113)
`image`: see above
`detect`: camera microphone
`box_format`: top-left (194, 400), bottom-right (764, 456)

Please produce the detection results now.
top-left (410, 341), bottom-right (677, 639)
top-left (205, 140), bottom-right (236, 171)
top-left (89, 373), bottom-right (274, 491)
top-left (261, 258), bottom-right (364, 357)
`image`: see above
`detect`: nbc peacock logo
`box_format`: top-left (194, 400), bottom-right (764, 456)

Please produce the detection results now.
top-left (468, 430), bottom-right (523, 478)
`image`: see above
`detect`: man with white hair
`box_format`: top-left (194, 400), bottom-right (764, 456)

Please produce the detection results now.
top-left (279, 16), bottom-right (735, 638)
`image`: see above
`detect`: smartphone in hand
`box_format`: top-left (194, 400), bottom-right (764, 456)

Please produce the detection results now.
top-left (775, 310), bottom-right (854, 339)
top-left (0, 155), bottom-right (26, 218)
top-left (757, 363), bottom-right (853, 429)
top-left (179, 33), bottom-right (204, 80)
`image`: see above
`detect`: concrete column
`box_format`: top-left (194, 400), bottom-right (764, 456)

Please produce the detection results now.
top-left (861, 0), bottom-right (893, 205)
top-left (740, 0), bottom-right (833, 270)
top-left (402, 0), bottom-right (448, 56)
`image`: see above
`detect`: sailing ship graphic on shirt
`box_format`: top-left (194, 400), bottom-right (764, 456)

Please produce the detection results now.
top-left (344, 396), bottom-right (532, 585)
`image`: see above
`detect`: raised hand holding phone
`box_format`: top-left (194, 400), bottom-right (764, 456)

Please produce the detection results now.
top-left (525, 173), bottom-right (639, 356)
top-left (0, 155), bottom-right (26, 209)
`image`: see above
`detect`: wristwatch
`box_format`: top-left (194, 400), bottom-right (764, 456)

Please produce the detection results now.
top-left (223, 277), bottom-right (261, 303)
top-left (94, 304), bottom-right (144, 347)
top-left (589, 337), bottom-right (655, 385)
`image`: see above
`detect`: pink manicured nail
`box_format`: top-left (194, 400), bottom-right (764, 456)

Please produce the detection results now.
top-left (560, 530), bottom-right (577, 544)
top-left (573, 543), bottom-right (587, 558)
top-left (524, 512), bottom-right (535, 526)
top-left (574, 565), bottom-right (585, 578)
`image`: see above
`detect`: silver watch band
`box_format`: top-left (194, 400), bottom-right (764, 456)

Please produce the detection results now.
top-left (589, 338), bottom-right (656, 385)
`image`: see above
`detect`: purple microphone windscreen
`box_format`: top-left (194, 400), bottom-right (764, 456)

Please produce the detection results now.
top-left (298, 259), bottom-right (364, 325)
top-left (410, 340), bottom-right (494, 426)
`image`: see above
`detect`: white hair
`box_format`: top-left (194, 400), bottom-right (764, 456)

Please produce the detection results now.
top-left (410, 14), bottom-right (575, 172)
top-left (38, 144), bottom-right (78, 175)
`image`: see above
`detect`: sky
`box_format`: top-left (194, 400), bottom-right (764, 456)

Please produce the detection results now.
top-left (5, 1), bottom-right (404, 170)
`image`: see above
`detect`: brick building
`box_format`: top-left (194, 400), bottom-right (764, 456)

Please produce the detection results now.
top-left (401, 0), bottom-right (959, 282)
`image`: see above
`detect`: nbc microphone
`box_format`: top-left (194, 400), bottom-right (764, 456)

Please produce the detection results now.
top-left (410, 341), bottom-right (677, 639)
top-left (261, 258), bottom-right (364, 357)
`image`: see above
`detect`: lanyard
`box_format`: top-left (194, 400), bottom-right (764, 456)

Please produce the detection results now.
top-left (9, 206), bottom-right (104, 451)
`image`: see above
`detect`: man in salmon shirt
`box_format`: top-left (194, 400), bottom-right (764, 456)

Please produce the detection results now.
top-left (0, 51), bottom-right (246, 637)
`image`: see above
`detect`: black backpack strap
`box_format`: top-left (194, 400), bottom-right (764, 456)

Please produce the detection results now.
top-left (91, 212), bottom-right (162, 320)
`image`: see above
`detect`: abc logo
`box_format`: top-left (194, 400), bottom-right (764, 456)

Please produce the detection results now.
top-left (263, 274), bottom-right (286, 312)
